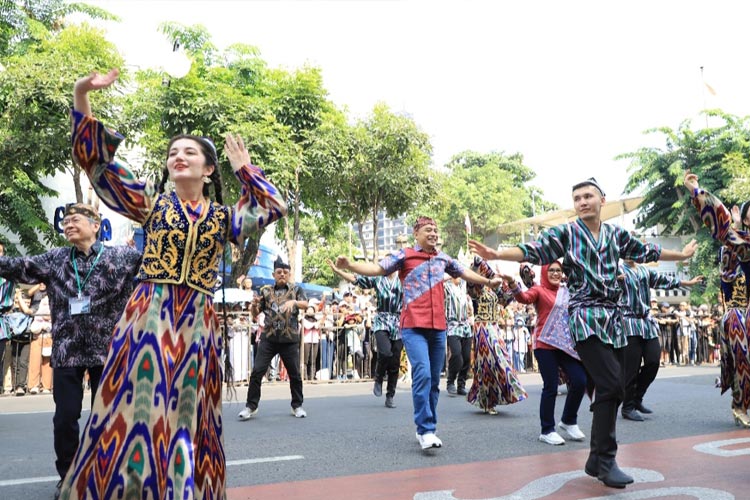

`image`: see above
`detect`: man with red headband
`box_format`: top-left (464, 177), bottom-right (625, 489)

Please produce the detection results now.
top-left (335, 216), bottom-right (502, 451)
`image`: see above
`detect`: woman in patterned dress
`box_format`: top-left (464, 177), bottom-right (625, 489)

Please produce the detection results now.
top-left (466, 256), bottom-right (527, 414)
top-left (685, 173), bottom-right (750, 428)
top-left (59, 69), bottom-right (287, 500)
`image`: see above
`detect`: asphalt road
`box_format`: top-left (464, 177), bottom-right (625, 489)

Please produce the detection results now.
top-left (0, 364), bottom-right (736, 499)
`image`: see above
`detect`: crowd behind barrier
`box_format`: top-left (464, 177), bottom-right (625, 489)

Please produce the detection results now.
top-left (214, 293), bottom-right (726, 387)
top-left (0, 285), bottom-right (725, 394)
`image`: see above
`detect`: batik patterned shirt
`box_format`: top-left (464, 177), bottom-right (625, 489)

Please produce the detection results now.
top-left (618, 264), bottom-right (681, 340)
top-left (354, 275), bottom-right (402, 340)
top-left (257, 283), bottom-right (307, 343)
top-left (0, 276), bottom-right (16, 340)
top-left (518, 218), bottom-right (661, 347)
top-left (444, 280), bottom-right (471, 338)
top-left (379, 245), bottom-right (465, 330)
top-left (0, 242), bottom-right (141, 367)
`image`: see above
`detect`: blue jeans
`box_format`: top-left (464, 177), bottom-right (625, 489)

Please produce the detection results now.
top-left (319, 338), bottom-right (333, 373)
top-left (534, 348), bottom-right (587, 434)
top-left (401, 327), bottom-right (446, 435)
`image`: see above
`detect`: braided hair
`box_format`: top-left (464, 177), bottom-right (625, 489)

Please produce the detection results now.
top-left (156, 134), bottom-right (235, 396)
top-left (157, 135), bottom-right (224, 205)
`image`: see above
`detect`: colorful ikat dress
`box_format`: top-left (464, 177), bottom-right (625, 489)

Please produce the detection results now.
top-left (466, 257), bottom-right (527, 412)
top-left (59, 110), bottom-right (286, 500)
top-left (689, 186), bottom-right (750, 421)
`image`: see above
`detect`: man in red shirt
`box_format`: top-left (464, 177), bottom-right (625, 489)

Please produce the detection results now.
top-left (336, 216), bottom-right (501, 451)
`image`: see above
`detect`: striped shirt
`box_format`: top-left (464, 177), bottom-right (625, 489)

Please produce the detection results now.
top-left (619, 263), bottom-right (681, 340)
top-left (354, 275), bottom-right (403, 340)
top-left (444, 280), bottom-right (471, 338)
top-left (519, 218), bottom-right (661, 347)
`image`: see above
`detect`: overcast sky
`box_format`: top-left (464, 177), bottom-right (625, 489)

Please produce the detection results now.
top-left (83, 0), bottom-right (750, 209)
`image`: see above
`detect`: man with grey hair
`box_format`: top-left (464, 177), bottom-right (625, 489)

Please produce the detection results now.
top-left (0, 203), bottom-right (141, 498)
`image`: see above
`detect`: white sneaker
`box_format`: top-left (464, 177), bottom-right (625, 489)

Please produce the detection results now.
top-left (557, 422), bottom-right (586, 441)
top-left (416, 432), bottom-right (443, 450)
top-left (291, 407), bottom-right (307, 418)
top-left (29, 387), bottom-right (39, 395)
top-left (539, 431), bottom-right (565, 445)
top-left (238, 407), bottom-right (258, 421)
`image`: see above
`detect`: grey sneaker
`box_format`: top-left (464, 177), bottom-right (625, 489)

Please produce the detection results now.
top-left (291, 406), bottom-right (307, 418)
top-left (238, 407), bottom-right (258, 421)
top-left (447, 383), bottom-right (457, 396)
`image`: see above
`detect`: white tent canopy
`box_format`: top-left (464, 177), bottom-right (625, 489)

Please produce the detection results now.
top-left (497, 196), bottom-right (644, 235)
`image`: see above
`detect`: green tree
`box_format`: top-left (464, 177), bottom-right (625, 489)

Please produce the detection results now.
top-left (298, 217), bottom-right (354, 286)
top-left (340, 103), bottom-right (433, 260)
top-left (0, 23), bottom-right (123, 254)
top-left (620, 110), bottom-right (750, 304)
top-left (0, 0), bottom-right (117, 58)
top-left (263, 65), bottom-right (346, 280)
top-left (427, 150), bottom-right (555, 257)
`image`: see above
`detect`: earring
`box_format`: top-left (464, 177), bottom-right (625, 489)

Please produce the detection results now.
top-left (203, 175), bottom-right (211, 184)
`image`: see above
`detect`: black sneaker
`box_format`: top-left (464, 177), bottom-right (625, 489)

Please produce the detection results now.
top-left (457, 387), bottom-right (468, 396)
top-left (385, 396), bottom-right (396, 408)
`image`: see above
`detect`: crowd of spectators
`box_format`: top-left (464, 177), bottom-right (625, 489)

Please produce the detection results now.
top-left (0, 278), bottom-right (725, 394)
top-left (218, 280), bottom-right (726, 386)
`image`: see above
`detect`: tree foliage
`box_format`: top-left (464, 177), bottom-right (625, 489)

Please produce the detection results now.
top-left (0, 17), bottom-right (122, 254)
top-left (621, 110), bottom-right (750, 304)
top-left (337, 103), bottom-right (434, 259)
top-left (426, 150), bottom-right (555, 257)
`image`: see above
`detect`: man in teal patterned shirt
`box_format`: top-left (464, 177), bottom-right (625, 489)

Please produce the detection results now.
top-left (470, 178), bottom-right (697, 489)
top-left (618, 260), bottom-right (703, 422)
top-left (0, 242), bottom-right (16, 391)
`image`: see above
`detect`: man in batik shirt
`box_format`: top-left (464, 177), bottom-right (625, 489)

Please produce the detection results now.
top-left (336, 216), bottom-right (502, 452)
top-left (327, 258), bottom-right (403, 408)
top-left (470, 178), bottom-right (696, 489)
top-left (0, 204), bottom-right (141, 494)
top-left (240, 256), bottom-right (308, 420)
top-left (0, 242), bottom-right (16, 387)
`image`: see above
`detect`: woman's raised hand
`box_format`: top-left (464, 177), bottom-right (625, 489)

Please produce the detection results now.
top-left (74, 69), bottom-right (120, 94)
top-left (224, 133), bottom-right (252, 172)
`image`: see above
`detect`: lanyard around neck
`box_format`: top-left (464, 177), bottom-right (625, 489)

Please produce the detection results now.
top-left (71, 244), bottom-right (104, 297)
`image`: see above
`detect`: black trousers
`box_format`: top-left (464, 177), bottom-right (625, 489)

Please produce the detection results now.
top-left (576, 336), bottom-right (625, 469)
top-left (446, 335), bottom-right (471, 389)
top-left (53, 365), bottom-right (103, 479)
top-left (246, 340), bottom-right (303, 410)
top-left (623, 336), bottom-right (661, 411)
top-left (10, 340), bottom-right (30, 389)
top-left (373, 331), bottom-right (403, 398)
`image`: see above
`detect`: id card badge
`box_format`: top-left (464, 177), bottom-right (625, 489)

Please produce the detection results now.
top-left (69, 295), bottom-right (91, 315)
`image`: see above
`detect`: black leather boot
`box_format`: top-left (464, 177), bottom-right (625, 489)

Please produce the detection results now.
top-left (596, 400), bottom-right (634, 488)
top-left (634, 399), bottom-right (653, 414)
top-left (584, 427), bottom-right (598, 477)
top-left (386, 369), bottom-right (399, 399)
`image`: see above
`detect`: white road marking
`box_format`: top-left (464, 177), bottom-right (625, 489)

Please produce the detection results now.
top-left (0, 455), bottom-right (304, 487)
top-left (693, 437), bottom-right (750, 457)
